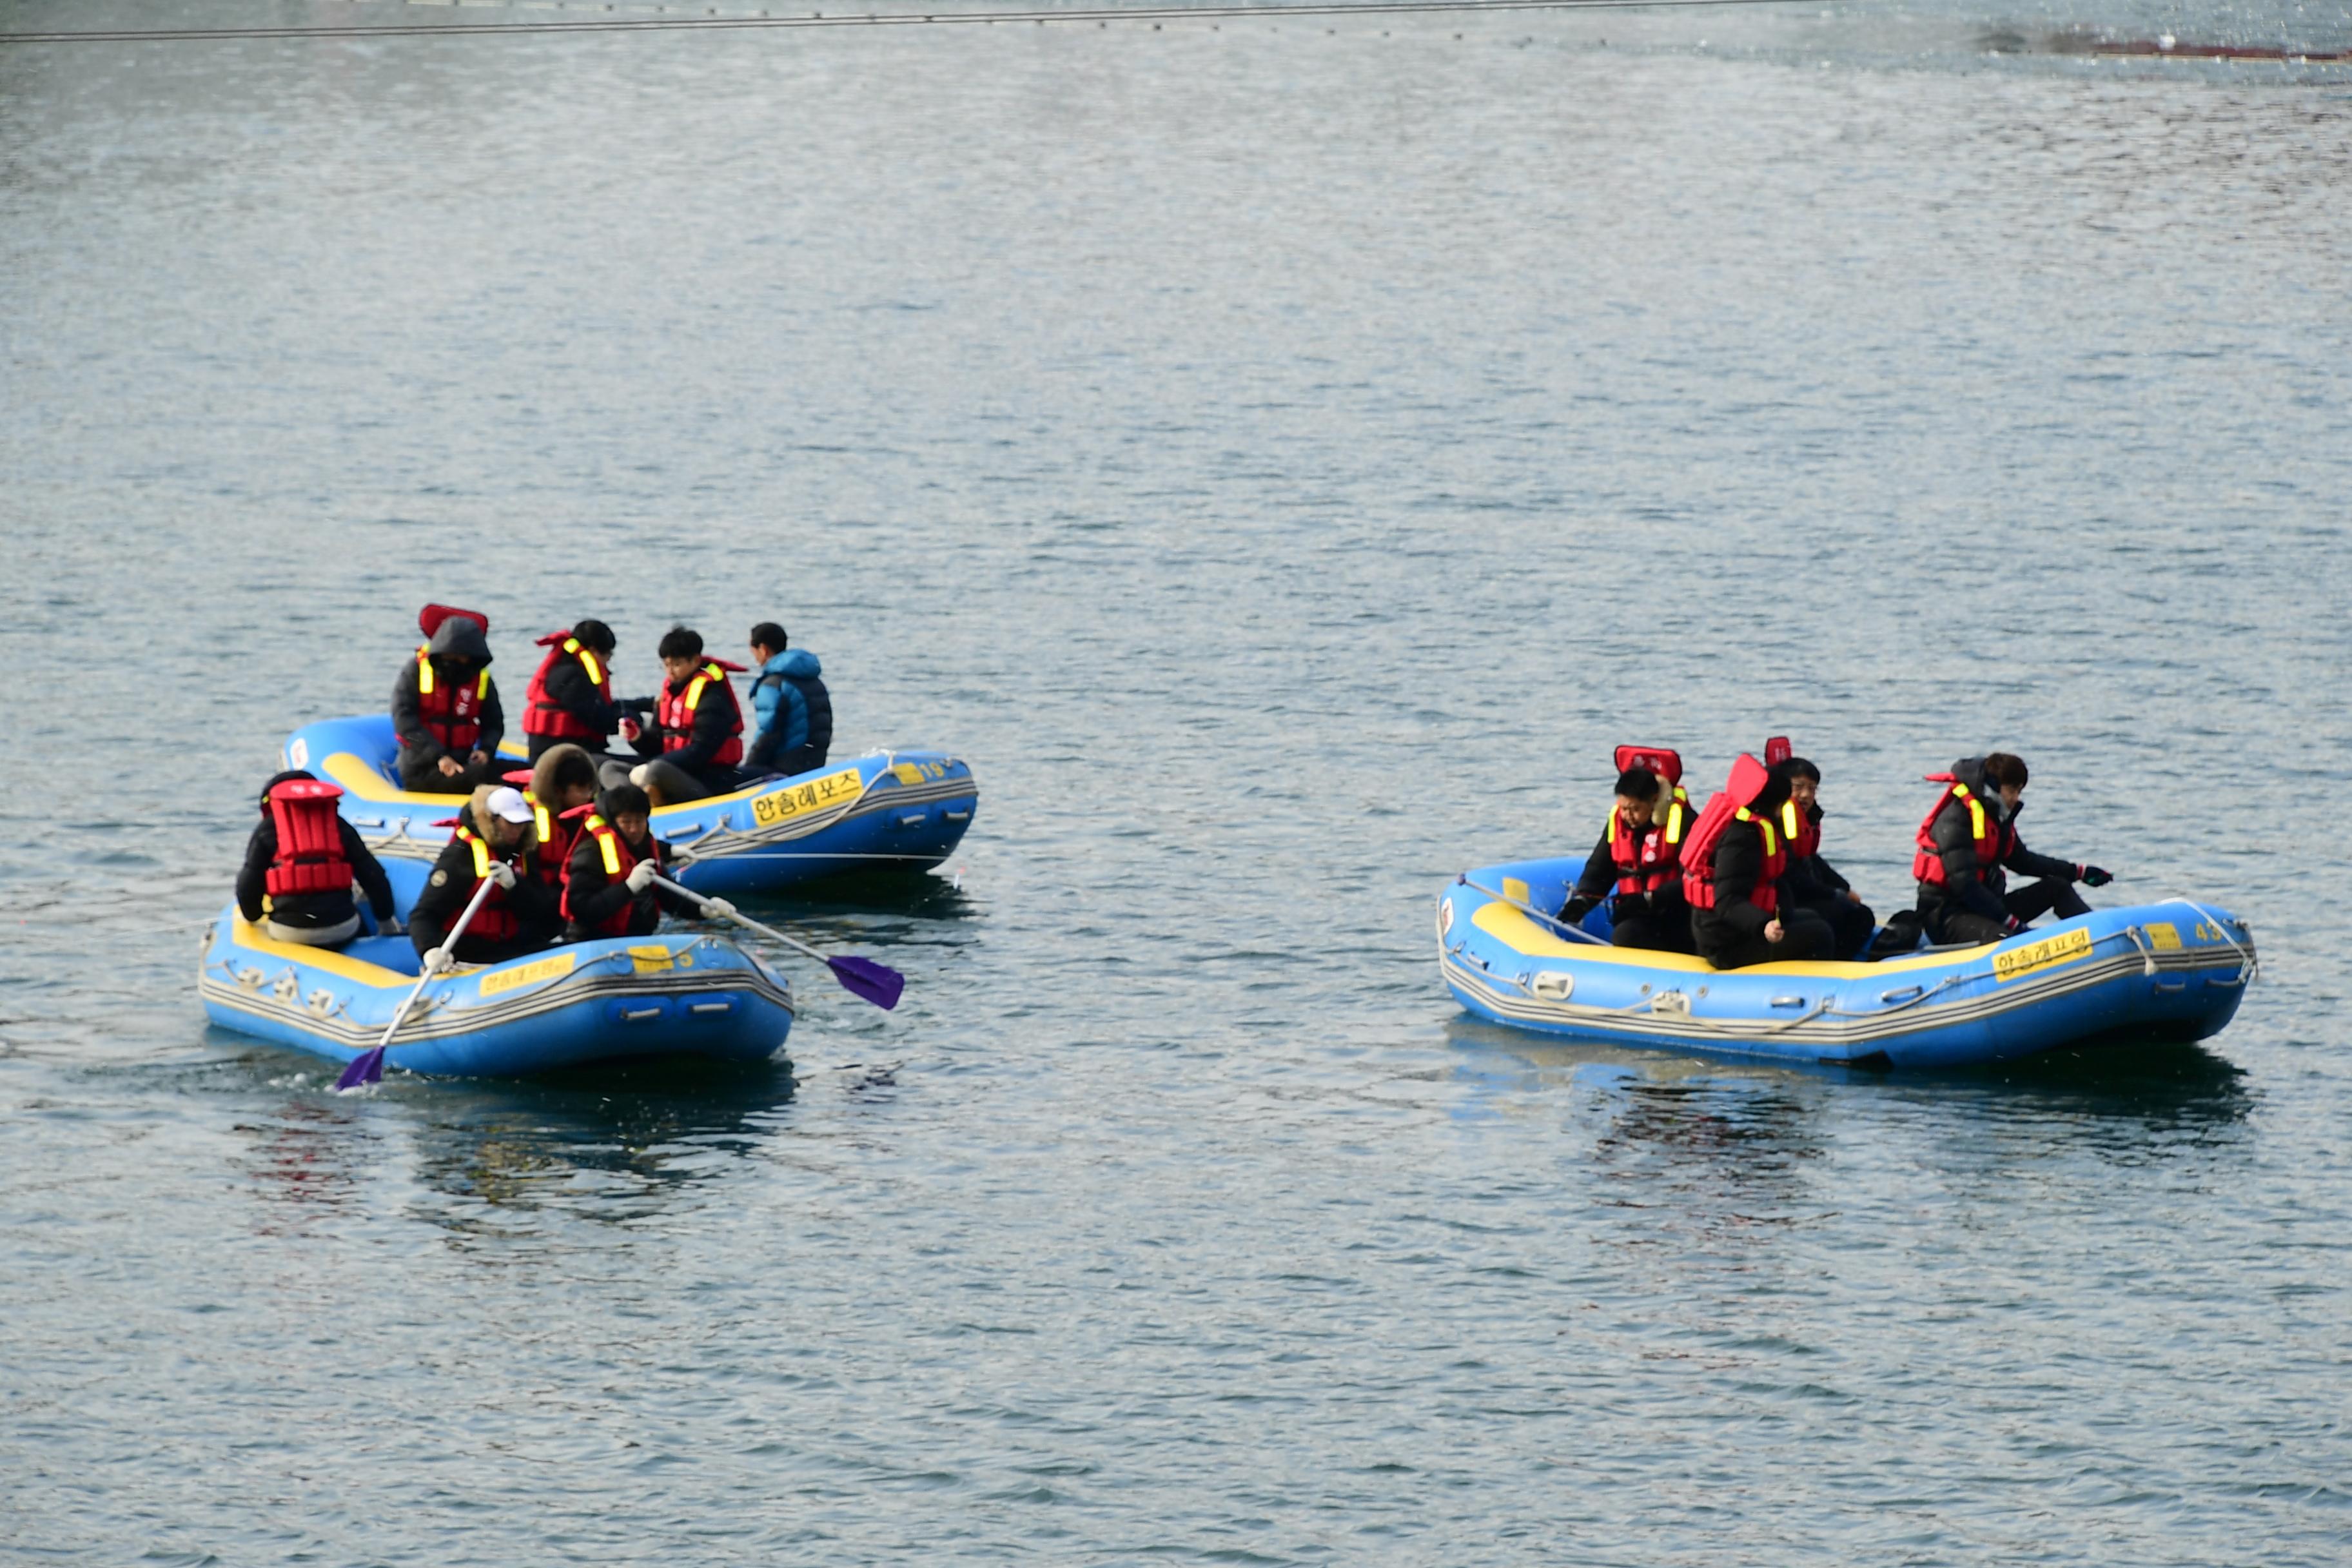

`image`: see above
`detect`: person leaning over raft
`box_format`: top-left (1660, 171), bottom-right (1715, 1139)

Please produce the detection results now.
top-left (744, 621), bottom-right (832, 780)
top-left (560, 783), bottom-right (706, 941)
top-left (408, 785), bottom-right (561, 969)
top-left (235, 770), bottom-right (400, 947)
top-left (392, 610), bottom-right (505, 793)
top-left (1771, 752), bottom-right (1876, 961)
top-left (603, 626), bottom-right (747, 805)
top-left (1914, 752), bottom-right (2113, 945)
top-left (509, 743), bottom-right (601, 904)
top-left (1679, 752), bottom-right (1834, 969)
top-left (1558, 762), bottom-right (1696, 954)
top-left (521, 618), bottom-right (622, 763)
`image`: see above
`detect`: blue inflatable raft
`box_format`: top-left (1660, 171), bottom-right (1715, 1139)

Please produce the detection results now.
top-left (1440, 858), bottom-right (2257, 1070)
top-left (200, 906), bottom-right (795, 1077)
top-left (280, 714), bottom-right (977, 896)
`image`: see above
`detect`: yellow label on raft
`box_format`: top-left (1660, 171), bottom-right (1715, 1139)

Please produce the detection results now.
top-left (479, 952), bottom-right (576, 997)
top-left (1993, 925), bottom-right (2094, 983)
top-left (1502, 877), bottom-right (1531, 905)
top-left (2144, 923), bottom-right (2182, 952)
top-left (750, 765), bottom-right (866, 827)
top-left (628, 945), bottom-right (674, 975)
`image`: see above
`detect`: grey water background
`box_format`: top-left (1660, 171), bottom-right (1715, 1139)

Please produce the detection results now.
top-left (5, 0), bottom-right (2351, 1560)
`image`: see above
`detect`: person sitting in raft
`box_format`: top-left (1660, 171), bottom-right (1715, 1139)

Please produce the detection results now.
top-left (1680, 752), bottom-right (1835, 969)
top-left (1762, 741), bottom-right (1876, 961)
top-left (407, 785), bottom-right (561, 970)
top-left (392, 605), bottom-right (505, 794)
top-left (602, 626), bottom-right (747, 805)
top-left (1556, 750), bottom-right (1696, 954)
top-left (744, 621), bottom-right (832, 781)
top-left (506, 743), bottom-right (602, 904)
top-left (560, 783), bottom-right (706, 941)
top-left (235, 770), bottom-right (400, 947)
top-left (1914, 752), bottom-right (2113, 945)
top-left (521, 619), bottom-right (623, 763)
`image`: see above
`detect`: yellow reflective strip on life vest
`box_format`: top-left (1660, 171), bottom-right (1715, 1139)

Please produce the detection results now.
top-left (1781, 800), bottom-right (1799, 839)
top-left (532, 799), bottom-right (552, 841)
top-left (683, 674), bottom-right (710, 712)
top-left (576, 643), bottom-right (603, 685)
top-left (1966, 798), bottom-right (1986, 841)
top-left (474, 669), bottom-right (491, 698)
top-left (416, 648), bottom-right (435, 695)
top-left (1664, 801), bottom-right (1685, 845)
top-left (584, 814), bottom-right (621, 876)
top-left (467, 836), bottom-right (491, 879)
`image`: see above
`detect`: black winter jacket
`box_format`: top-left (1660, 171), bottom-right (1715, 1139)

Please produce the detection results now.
top-left (562, 830), bottom-right (697, 937)
top-left (409, 832), bottom-right (560, 964)
top-left (1916, 758), bottom-right (2079, 925)
top-left (392, 616), bottom-right (505, 769)
top-left (1690, 816), bottom-right (1778, 959)
top-left (1780, 803), bottom-right (1853, 905)
top-left (535, 647), bottom-right (619, 741)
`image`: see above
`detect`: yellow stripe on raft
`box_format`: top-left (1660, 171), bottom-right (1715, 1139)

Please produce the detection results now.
top-left (226, 916), bottom-right (425, 988)
top-left (1468, 901), bottom-right (1999, 978)
top-left (322, 750), bottom-right (856, 816)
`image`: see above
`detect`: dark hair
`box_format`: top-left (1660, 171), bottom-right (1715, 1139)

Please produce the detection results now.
top-left (598, 783), bottom-right (652, 820)
top-left (571, 618), bottom-right (616, 655)
top-left (749, 622), bottom-right (787, 652)
top-left (1750, 770), bottom-right (1793, 814)
top-left (1614, 767), bottom-right (1660, 799)
top-left (542, 747), bottom-right (598, 798)
top-left (1781, 756), bottom-right (1821, 783)
top-left (259, 768), bottom-right (317, 810)
top-left (656, 626), bottom-right (703, 662)
top-left (1984, 752), bottom-right (2030, 789)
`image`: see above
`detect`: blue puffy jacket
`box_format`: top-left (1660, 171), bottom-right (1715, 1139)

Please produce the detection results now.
top-left (747, 648), bottom-right (833, 776)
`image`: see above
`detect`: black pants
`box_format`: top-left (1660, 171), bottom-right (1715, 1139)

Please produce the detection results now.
top-left (397, 751), bottom-right (500, 794)
top-left (1924, 879), bottom-right (2090, 945)
top-left (1697, 907), bottom-right (1836, 970)
top-left (1794, 894), bottom-right (1877, 961)
top-left (1609, 897), bottom-right (1696, 955)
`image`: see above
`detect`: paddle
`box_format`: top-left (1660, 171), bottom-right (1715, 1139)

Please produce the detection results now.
top-left (649, 873), bottom-right (905, 1010)
top-left (335, 876), bottom-right (497, 1090)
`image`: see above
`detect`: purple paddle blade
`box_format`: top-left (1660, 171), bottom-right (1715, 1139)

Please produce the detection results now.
top-left (335, 1046), bottom-right (387, 1091)
top-left (827, 955), bottom-right (905, 1011)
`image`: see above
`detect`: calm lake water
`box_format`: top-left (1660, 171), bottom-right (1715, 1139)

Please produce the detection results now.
top-left (4, 1), bottom-right (2349, 1560)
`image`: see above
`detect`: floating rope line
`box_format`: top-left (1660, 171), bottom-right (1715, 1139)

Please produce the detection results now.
top-left (1, 0), bottom-right (1816, 46)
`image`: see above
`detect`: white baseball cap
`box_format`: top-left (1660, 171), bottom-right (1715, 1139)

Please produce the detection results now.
top-left (485, 786), bottom-right (534, 825)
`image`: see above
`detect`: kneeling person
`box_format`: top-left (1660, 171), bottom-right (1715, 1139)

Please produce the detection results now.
top-left (1681, 754), bottom-right (1834, 970)
top-left (409, 785), bottom-right (561, 968)
top-left (561, 784), bottom-right (701, 939)
top-left (1558, 760), bottom-right (1695, 954)
top-left (236, 770), bottom-right (400, 946)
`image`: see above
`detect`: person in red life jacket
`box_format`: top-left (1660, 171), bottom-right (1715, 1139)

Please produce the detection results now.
top-left (1914, 753), bottom-right (2113, 945)
top-left (1767, 750), bottom-right (1876, 960)
top-left (391, 607), bottom-right (506, 793)
top-left (235, 770), bottom-right (399, 947)
top-left (559, 783), bottom-right (706, 940)
top-left (603, 625), bottom-right (747, 805)
top-left (522, 619), bottom-right (623, 763)
top-left (407, 785), bottom-right (561, 970)
top-left (507, 743), bottom-right (602, 899)
top-left (1556, 755), bottom-right (1697, 954)
top-left (1680, 753), bottom-right (1836, 970)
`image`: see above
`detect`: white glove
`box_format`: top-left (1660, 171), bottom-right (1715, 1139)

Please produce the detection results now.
top-left (705, 897), bottom-right (736, 919)
top-left (422, 946), bottom-right (451, 974)
top-left (485, 861), bottom-right (517, 891)
top-left (624, 861), bottom-right (656, 894)
top-left (379, 915), bottom-right (405, 936)
top-left (629, 764), bottom-right (654, 788)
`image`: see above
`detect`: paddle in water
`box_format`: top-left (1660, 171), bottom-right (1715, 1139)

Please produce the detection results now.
top-left (335, 877), bottom-right (497, 1090)
top-left (649, 873), bottom-right (905, 1010)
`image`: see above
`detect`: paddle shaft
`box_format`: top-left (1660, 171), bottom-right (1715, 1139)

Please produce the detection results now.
top-left (648, 874), bottom-right (834, 966)
top-left (1456, 876), bottom-right (1612, 947)
top-left (373, 876), bottom-right (498, 1051)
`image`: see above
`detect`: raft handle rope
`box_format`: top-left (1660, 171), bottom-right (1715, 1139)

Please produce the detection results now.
top-left (2159, 897), bottom-right (2259, 986)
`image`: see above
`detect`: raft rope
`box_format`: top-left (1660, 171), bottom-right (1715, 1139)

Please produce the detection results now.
top-left (2159, 897), bottom-right (2259, 985)
top-left (0, 0), bottom-right (1814, 46)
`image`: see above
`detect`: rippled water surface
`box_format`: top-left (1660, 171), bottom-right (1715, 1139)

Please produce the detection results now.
top-left (4, 1), bottom-right (2350, 1560)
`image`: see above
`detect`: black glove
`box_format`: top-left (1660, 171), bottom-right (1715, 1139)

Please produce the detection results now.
top-left (2077, 865), bottom-right (2113, 888)
top-left (1559, 896), bottom-right (1598, 923)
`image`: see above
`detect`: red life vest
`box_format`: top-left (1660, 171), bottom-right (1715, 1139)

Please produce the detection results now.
top-left (1605, 794), bottom-right (1689, 897)
top-left (658, 661), bottom-right (745, 767)
top-left (522, 632), bottom-right (612, 740)
top-left (414, 645), bottom-right (493, 755)
top-left (1680, 754), bottom-right (1784, 914)
top-left (560, 812), bottom-right (663, 936)
top-left (450, 824), bottom-right (523, 943)
top-left (263, 779), bottom-right (353, 898)
top-left (1912, 774), bottom-right (2012, 886)
top-left (1778, 799), bottom-right (1822, 861)
top-left (519, 790), bottom-right (587, 890)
